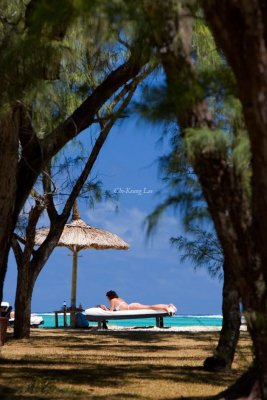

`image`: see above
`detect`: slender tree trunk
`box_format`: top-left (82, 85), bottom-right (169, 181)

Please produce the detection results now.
top-left (204, 263), bottom-right (241, 371)
top-left (14, 263), bottom-right (35, 338)
top-left (0, 108), bottom-right (19, 302)
top-left (216, 265), bottom-right (241, 365)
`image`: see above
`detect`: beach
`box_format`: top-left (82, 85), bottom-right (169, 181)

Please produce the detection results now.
top-left (32, 313), bottom-right (238, 330)
top-left (0, 327), bottom-right (252, 399)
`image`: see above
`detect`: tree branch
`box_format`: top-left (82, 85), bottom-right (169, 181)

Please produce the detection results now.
top-left (33, 72), bottom-right (147, 268)
top-left (15, 47), bottom-right (149, 218)
top-left (13, 233), bottom-right (26, 246)
top-left (42, 164), bottom-right (58, 221)
top-left (11, 236), bottom-right (23, 269)
top-left (23, 201), bottom-right (45, 264)
top-left (61, 66), bottom-right (154, 220)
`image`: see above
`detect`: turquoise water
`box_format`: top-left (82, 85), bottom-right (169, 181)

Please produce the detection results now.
top-left (37, 313), bottom-right (223, 328)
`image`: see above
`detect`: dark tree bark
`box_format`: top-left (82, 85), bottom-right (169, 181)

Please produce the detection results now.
top-left (202, 2), bottom-right (267, 397)
top-left (204, 262), bottom-right (241, 371)
top-left (214, 265), bottom-right (241, 367)
top-left (0, 107), bottom-right (20, 302)
top-left (11, 202), bottom-right (44, 338)
top-left (214, 367), bottom-right (259, 400)
top-left (14, 263), bottom-right (36, 339)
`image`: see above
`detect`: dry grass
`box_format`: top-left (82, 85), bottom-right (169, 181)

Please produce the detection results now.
top-left (0, 327), bottom-right (252, 400)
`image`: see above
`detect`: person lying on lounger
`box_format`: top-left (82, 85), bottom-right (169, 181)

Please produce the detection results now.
top-left (99, 290), bottom-right (176, 314)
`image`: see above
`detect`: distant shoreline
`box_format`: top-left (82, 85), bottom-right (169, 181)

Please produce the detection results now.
top-left (31, 313), bottom-right (247, 331)
top-left (35, 312), bottom-right (224, 317)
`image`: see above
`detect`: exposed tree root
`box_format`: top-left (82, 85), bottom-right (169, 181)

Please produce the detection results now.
top-left (214, 368), bottom-right (259, 400)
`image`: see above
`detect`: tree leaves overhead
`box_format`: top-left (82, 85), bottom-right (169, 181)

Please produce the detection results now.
top-left (171, 228), bottom-right (223, 279)
top-left (0, 0), bottom-right (73, 110)
top-left (0, 0), bottom-right (144, 123)
top-left (29, 14), bottom-right (125, 136)
top-left (184, 127), bottom-right (229, 162)
top-left (24, 0), bottom-right (76, 37)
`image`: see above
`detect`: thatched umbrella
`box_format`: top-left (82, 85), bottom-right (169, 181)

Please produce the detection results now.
top-left (35, 203), bottom-right (129, 325)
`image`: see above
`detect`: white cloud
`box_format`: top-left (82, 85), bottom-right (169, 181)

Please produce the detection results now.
top-left (86, 202), bottom-right (179, 262)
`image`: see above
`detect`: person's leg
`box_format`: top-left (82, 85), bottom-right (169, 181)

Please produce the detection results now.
top-left (150, 304), bottom-right (171, 312)
top-left (129, 303), bottom-right (169, 312)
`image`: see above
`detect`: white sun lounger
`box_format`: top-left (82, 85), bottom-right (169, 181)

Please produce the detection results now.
top-left (84, 307), bottom-right (176, 329)
top-left (8, 314), bottom-right (44, 328)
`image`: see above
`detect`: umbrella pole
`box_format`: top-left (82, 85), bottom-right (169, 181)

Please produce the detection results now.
top-left (70, 249), bottom-right (78, 328)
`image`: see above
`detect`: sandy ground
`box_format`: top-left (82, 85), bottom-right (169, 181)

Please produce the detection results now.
top-left (97, 324), bottom-right (248, 332)
top-left (0, 327), bottom-right (252, 400)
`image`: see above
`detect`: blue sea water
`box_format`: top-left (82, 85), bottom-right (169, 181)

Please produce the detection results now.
top-left (36, 313), bottom-right (223, 329)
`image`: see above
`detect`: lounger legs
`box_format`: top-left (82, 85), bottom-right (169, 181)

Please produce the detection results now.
top-left (98, 320), bottom-right (108, 329)
top-left (156, 317), bottom-right (164, 328)
top-left (90, 317), bottom-right (167, 329)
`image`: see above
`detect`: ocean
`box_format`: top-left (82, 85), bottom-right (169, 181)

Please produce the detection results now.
top-left (36, 313), bottom-right (223, 329)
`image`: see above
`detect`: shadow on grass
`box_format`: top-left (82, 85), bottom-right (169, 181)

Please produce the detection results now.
top-left (79, 395), bottom-right (216, 400)
top-left (5, 330), bottom-right (224, 356)
top-left (0, 330), bottom-right (251, 400)
top-left (0, 360), bottom-right (242, 387)
top-left (0, 385), bottom-right (47, 400)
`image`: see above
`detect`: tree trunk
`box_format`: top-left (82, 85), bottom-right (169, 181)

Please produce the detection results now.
top-left (14, 263), bottom-right (35, 338)
top-left (146, 0), bottom-right (267, 396)
top-left (216, 265), bottom-right (241, 366)
top-left (215, 367), bottom-right (259, 400)
top-left (0, 108), bottom-right (19, 302)
top-left (247, 319), bottom-right (267, 399)
top-left (202, 2), bottom-right (267, 397)
top-left (204, 263), bottom-right (241, 371)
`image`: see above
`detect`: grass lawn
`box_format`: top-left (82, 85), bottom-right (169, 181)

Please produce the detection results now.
top-left (0, 328), bottom-right (252, 399)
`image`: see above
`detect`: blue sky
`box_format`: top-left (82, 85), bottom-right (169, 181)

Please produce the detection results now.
top-left (4, 117), bottom-right (222, 314)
